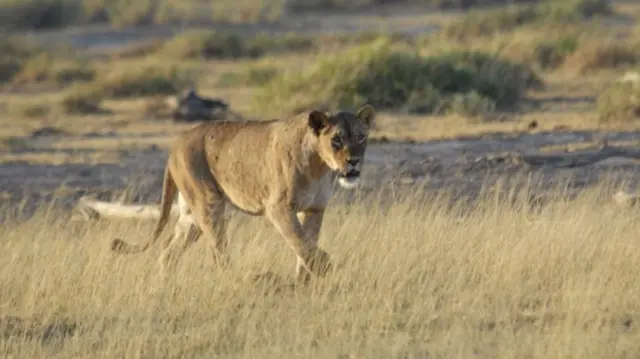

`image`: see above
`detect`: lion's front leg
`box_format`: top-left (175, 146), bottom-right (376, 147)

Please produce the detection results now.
top-left (295, 209), bottom-right (328, 283)
top-left (266, 203), bottom-right (331, 282)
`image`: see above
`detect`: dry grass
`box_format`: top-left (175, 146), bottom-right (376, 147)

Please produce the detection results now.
top-left (562, 40), bottom-right (640, 74)
top-left (596, 77), bottom-right (640, 123)
top-left (2, 180), bottom-right (640, 358)
top-left (10, 53), bottom-right (95, 87)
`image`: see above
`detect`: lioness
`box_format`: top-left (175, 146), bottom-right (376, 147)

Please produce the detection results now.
top-left (111, 104), bottom-right (376, 282)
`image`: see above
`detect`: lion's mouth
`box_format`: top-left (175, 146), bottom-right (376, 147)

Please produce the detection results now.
top-left (338, 169), bottom-right (360, 179)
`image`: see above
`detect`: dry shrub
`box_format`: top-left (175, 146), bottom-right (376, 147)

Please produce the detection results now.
top-left (0, 37), bottom-right (41, 84)
top-left (143, 96), bottom-right (174, 118)
top-left (0, 0), bottom-right (595, 31)
top-left (531, 35), bottom-right (580, 70)
top-left (11, 103), bottom-right (53, 118)
top-left (256, 38), bottom-right (541, 116)
top-left (157, 30), bottom-right (314, 60)
top-left (0, 0), bottom-right (85, 30)
top-left (464, 27), bottom-right (637, 74)
top-left (444, 0), bottom-right (614, 40)
top-left (2, 180), bottom-right (640, 357)
top-left (61, 84), bottom-right (105, 114)
top-left (596, 78), bottom-right (640, 123)
top-left (562, 41), bottom-right (640, 74)
top-left (287, 0), bottom-right (538, 12)
top-left (218, 65), bottom-right (279, 87)
top-left (107, 39), bottom-right (166, 60)
top-left (10, 52), bottom-right (95, 86)
top-left (0, 60), bottom-right (22, 85)
top-left (88, 64), bottom-right (194, 98)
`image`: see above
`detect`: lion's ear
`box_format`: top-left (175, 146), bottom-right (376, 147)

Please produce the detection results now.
top-left (308, 110), bottom-right (329, 136)
top-left (357, 104), bottom-right (376, 128)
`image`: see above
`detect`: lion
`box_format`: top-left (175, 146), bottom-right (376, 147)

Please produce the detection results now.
top-left (110, 104), bottom-right (376, 282)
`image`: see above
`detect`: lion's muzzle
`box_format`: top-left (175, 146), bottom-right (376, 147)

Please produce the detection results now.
top-left (337, 158), bottom-right (362, 189)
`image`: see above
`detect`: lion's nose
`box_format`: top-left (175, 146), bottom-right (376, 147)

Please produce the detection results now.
top-left (346, 157), bottom-right (360, 166)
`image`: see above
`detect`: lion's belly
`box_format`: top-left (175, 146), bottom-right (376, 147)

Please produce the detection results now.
top-left (219, 184), bottom-right (265, 215)
top-left (294, 174), bottom-right (335, 212)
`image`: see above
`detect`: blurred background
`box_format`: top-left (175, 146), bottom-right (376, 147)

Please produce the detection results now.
top-left (0, 0), bottom-right (639, 211)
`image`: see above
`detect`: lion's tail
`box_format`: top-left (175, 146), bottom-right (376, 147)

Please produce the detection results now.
top-left (111, 165), bottom-right (177, 254)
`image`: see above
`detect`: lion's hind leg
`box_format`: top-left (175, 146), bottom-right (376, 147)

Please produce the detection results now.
top-left (192, 199), bottom-right (229, 269)
top-left (158, 195), bottom-right (202, 277)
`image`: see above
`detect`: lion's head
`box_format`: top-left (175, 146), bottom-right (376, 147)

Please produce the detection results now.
top-left (307, 104), bottom-right (376, 190)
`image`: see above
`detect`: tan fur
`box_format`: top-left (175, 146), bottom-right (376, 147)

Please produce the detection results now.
top-left (111, 104), bottom-right (376, 282)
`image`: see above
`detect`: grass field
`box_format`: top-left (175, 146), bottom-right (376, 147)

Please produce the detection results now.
top-left (3, 0), bottom-right (640, 358)
top-left (2, 180), bottom-right (640, 358)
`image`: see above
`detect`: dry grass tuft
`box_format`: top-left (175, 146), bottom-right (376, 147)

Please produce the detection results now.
top-left (2, 180), bottom-right (640, 357)
top-left (60, 84), bottom-right (106, 114)
top-left (562, 40), bottom-right (640, 74)
top-left (596, 77), bottom-right (640, 123)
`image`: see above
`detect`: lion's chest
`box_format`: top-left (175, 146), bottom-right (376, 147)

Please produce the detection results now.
top-left (294, 174), bottom-right (335, 211)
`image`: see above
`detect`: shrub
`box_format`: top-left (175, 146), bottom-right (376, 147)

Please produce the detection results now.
top-left (496, 34), bottom-right (638, 73)
top-left (89, 64), bottom-right (194, 98)
top-left (532, 35), bottom-right (580, 70)
top-left (107, 40), bottom-right (166, 60)
top-left (0, 0), bottom-right (588, 31)
top-left (0, 0), bottom-right (85, 30)
top-left (597, 77), bottom-right (640, 123)
top-left (16, 103), bottom-right (52, 118)
top-left (443, 0), bottom-right (614, 39)
top-left (256, 39), bottom-right (541, 116)
top-left (218, 66), bottom-right (279, 87)
top-left (157, 30), bottom-right (314, 60)
top-left (0, 60), bottom-right (22, 85)
top-left (11, 52), bottom-right (95, 86)
top-left (143, 96), bottom-right (174, 118)
top-left (0, 0), bottom-right (187, 30)
top-left (0, 37), bottom-right (41, 84)
top-left (287, 0), bottom-right (539, 12)
top-left (562, 41), bottom-right (640, 74)
top-left (61, 85), bottom-right (105, 114)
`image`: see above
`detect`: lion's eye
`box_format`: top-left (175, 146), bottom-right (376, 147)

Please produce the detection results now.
top-left (356, 134), bottom-right (366, 143)
top-left (331, 136), bottom-right (342, 149)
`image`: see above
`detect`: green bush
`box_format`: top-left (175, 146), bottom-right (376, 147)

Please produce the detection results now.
top-left (256, 39), bottom-right (541, 116)
top-left (597, 78), bottom-right (640, 123)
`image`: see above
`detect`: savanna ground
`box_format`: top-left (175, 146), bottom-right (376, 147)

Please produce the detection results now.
top-left (3, 0), bottom-right (640, 357)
